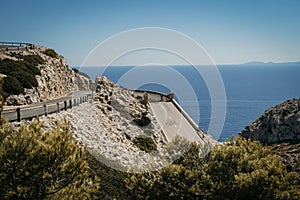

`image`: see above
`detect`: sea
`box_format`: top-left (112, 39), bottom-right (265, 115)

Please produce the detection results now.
top-left (75, 64), bottom-right (300, 141)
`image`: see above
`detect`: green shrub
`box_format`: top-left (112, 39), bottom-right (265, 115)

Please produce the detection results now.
top-left (2, 76), bottom-right (24, 96)
top-left (23, 55), bottom-right (44, 66)
top-left (11, 71), bottom-right (38, 89)
top-left (133, 136), bottom-right (157, 153)
top-left (72, 68), bottom-right (79, 73)
top-left (0, 55), bottom-right (42, 96)
top-left (0, 78), bottom-right (3, 111)
top-left (0, 119), bottom-right (99, 199)
top-left (0, 59), bottom-right (24, 74)
top-left (133, 116), bottom-right (151, 126)
top-left (126, 136), bottom-right (300, 200)
top-left (206, 136), bottom-right (300, 200)
top-left (44, 48), bottom-right (58, 58)
top-left (86, 152), bottom-right (129, 199)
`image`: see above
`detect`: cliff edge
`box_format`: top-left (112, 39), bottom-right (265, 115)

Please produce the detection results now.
top-left (0, 46), bottom-right (92, 106)
top-left (240, 98), bottom-right (300, 144)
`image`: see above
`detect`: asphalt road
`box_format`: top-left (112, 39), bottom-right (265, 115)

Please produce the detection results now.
top-left (134, 91), bottom-right (203, 143)
top-left (2, 91), bottom-right (92, 121)
top-left (150, 101), bottom-right (202, 143)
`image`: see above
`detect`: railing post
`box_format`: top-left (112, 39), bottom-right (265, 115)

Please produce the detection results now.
top-left (16, 107), bottom-right (21, 122)
top-left (64, 101), bottom-right (67, 110)
top-left (44, 104), bottom-right (47, 116)
top-left (57, 102), bottom-right (60, 113)
top-left (69, 99), bottom-right (72, 109)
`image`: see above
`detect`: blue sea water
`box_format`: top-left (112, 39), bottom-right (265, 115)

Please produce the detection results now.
top-left (76, 64), bottom-right (300, 141)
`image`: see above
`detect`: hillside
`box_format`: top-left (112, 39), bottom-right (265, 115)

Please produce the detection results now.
top-left (240, 98), bottom-right (300, 144)
top-left (0, 46), bottom-right (92, 106)
top-left (240, 98), bottom-right (300, 180)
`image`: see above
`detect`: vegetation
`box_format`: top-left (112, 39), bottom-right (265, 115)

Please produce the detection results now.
top-left (0, 77), bottom-right (3, 108)
top-left (2, 76), bottom-right (24, 96)
top-left (206, 137), bottom-right (300, 200)
top-left (72, 68), bottom-right (79, 73)
top-left (43, 48), bottom-right (58, 58)
top-left (0, 55), bottom-right (43, 98)
top-left (133, 115), bottom-right (151, 126)
top-left (133, 136), bottom-right (157, 153)
top-left (126, 136), bottom-right (300, 200)
top-left (0, 119), bottom-right (99, 199)
top-left (86, 152), bottom-right (130, 199)
top-left (0, 113), bottom-right (299, 199)
top-left (0, 78), bottom-right (3, 116)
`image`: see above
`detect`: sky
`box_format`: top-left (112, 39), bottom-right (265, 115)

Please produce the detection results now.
top-left (1, 0), bottom-right (300, 66)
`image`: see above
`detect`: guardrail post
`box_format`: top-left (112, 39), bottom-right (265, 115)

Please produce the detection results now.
top-left (57, 102), bottom-right (60, 113)
top-left (64, 101), bottom-right (67, 111)
top-left (44, 104), bottom-right (47, 116)
top-left (69, 99), bottom-right (72, 109)
top-left (16, 107), bottom-right (21, 122)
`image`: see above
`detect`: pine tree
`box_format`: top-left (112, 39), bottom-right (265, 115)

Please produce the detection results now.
top-left (0, 119), bottom-right (99, 199)
top-left (125, 136), bottom-right (300, 200)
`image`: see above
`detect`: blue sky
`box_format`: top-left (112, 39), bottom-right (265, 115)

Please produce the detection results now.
top-left (1, 0), bottom-right (300, 65)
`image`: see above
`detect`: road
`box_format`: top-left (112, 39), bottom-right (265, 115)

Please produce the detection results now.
top-left (2, 91), bottom-right (92, 121)
top-left (134, 91), bottom-right (205, 143)
top-left (150, 101), bottom-right (203, 143)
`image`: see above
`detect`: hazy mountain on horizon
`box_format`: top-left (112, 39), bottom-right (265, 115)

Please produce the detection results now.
top-left (242, 61), bottom-right (300, 65)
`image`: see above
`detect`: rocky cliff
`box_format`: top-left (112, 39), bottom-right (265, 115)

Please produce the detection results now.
top-left (240, 98), bottom-right (300, 144)
top-left (0, 46), bottom-right (92, 106)
top-left (13, 76), bottom-right (216, 172)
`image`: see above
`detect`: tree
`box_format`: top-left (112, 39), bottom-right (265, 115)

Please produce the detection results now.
top-left (125, 136), bottom-right (300, 200)
top-left (0, 119), bottom-right (98, 199)
top-left (205, 136), bottom-right (300, 200)
top-left (125, 137), bottom-right (209, 199)
top-left (0, 77), bottom-right (3, 118)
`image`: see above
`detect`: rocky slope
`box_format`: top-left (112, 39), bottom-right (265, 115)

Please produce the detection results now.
top-left (240, 98), bottom-right (300, 144)
top-left (240, 98), bottom-right (300, 181)
top-left (12, 76), bottom-right (216, 173)
top-left (0, 46), bottom-right (92, 105)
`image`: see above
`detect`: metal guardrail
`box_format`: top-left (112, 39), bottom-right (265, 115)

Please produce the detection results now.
top-left (133, 89), bottom-right (204, 136)
top-left (0, 41), bottom-right (35, 51)
top-left (1, 93), bottom-right (92, 122)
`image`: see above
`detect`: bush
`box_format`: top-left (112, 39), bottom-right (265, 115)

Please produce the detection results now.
top-left (0, 119), bottom-right (99, 199)
top-left (2, 76), bottom-right (24, 96)
top-left (0, 59), bottom-right (24, 74)
top-left (72, 68), bottom-right (79, 73)
top-left (22, 55), bottom-right (44, 66)
top-left (44, 48), bottom-right (58, 58)
top-left (126, 136), bottom-right (300, 200)
top-left (133, 136), bottom-right (157, 153)
top-left (133, 115), bottom-right (151, 126)
top-left (11, 71), bottom-right (38, 89)
top-left (86, 152), bottom-right (130, 199)
top-left (0, 78), bottom-right (3, 111)
top-left (0, 55), bottom-right (42, 96)
top-left (205, 136), bottom-right (300, 200)
top-left (22, 55), bottom-right (43, 75)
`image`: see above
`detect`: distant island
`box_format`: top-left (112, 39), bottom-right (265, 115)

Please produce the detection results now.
top-left (242, 61), bottom-right (300, 65)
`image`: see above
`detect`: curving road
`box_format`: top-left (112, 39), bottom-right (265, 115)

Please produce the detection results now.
top-left (2, 91), bottom-right (92, 121)
top-left (134, 91), bottom-right (211, 144)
